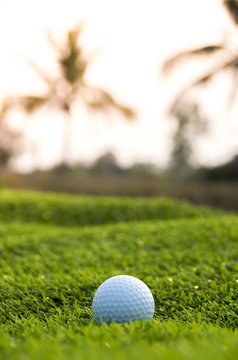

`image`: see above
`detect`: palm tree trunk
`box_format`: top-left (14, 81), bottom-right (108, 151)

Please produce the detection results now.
top-left (61, 109), bottom-right (73, 165)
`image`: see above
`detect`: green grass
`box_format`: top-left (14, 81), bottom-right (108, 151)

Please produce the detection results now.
top-left (0, 189), bottom-right (220, 226)
top-left (0, 189), bottom-right (237, 359)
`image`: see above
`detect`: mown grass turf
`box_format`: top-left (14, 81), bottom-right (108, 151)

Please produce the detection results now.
top-left (0, 189), bottom-right (237, 359)
top-left (0, 189), bottom-right (222, 226)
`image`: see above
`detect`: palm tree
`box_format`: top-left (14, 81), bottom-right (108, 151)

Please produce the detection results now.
top-left (5, 23), bottom-right (135, 165)
top-left (162, 0), bottom-right (238, 112)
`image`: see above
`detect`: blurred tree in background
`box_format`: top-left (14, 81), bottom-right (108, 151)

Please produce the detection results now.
top-left (0, 101), bottom-right (22, 170)
top-left (202, 154), bottom-right (238, 181)
top-left (169, 103), bottom-right (207, 177)
top-left (162, 0), bottom-right (238, 110)
top-left (1, 23), bottom-right (135, 166)
top-left (89, 152), bottom-right (124, 177)
top-left (162, 0), bottom-right (238, 176)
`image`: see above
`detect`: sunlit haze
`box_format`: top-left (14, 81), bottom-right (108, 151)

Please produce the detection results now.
top-left (0, 0), bottom-right (237, 171)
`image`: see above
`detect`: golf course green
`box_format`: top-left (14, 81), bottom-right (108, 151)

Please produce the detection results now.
top-left (0, 189), bottom-right (237, 359)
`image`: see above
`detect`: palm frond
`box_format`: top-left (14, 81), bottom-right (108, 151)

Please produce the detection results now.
top-left (115, 105), bottom-right (136, 119)
top-left (23, 58), bottom-right (53, 85)
top-left (168, 55), bottom-right (238, 111)
top-left (0, 97), bottom-right (14, 120)
top-left (19, 96), bottom-right (50, 113)
top-left (85, 89), bottom-right (136, 119)
top-left (162, 45), bottom-right (225, 74)
top-left (224, 0), bottom-right (238, 25)
top-left (58, 24), bottom-right (88, 85)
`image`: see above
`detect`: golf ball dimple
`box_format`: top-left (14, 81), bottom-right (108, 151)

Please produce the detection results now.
top-left (92, 275), bottom-right (155, 324)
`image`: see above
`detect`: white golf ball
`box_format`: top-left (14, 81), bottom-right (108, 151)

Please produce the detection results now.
top-left (92, 275), bottom-right (155, 324)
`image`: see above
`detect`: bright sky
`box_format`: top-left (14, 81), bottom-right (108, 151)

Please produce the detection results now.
top-left (0, 0), bottom-right (238, 171)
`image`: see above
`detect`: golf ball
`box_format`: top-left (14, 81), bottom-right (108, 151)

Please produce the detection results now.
top-left (92, 275), bottom-right (155, 324)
